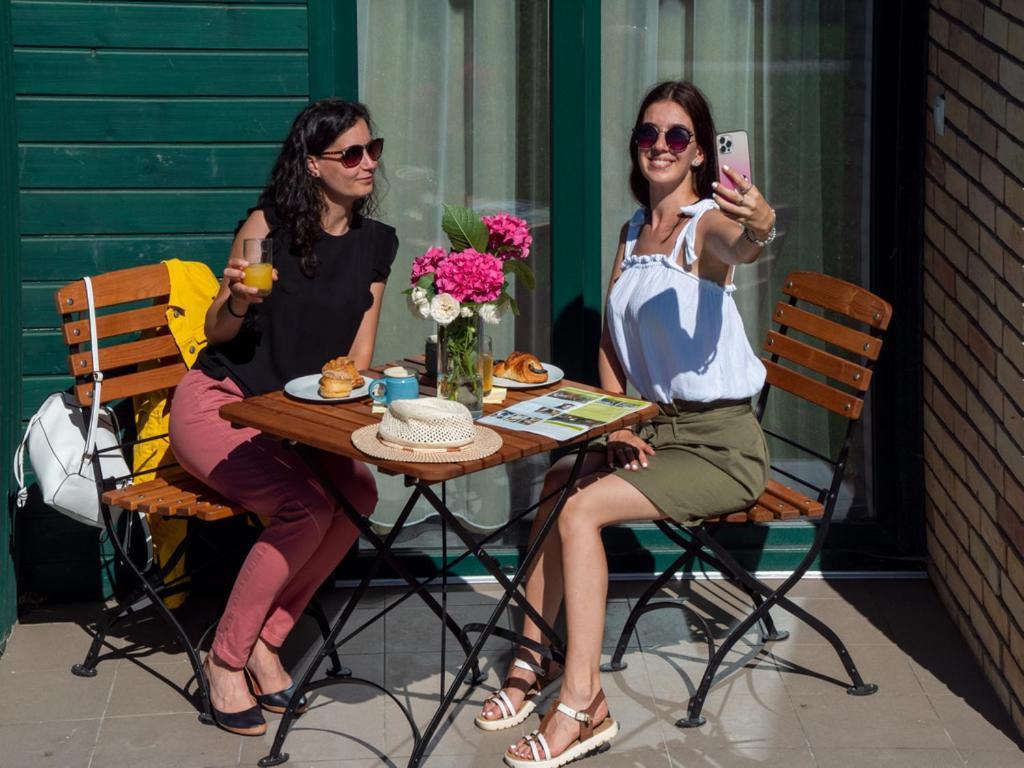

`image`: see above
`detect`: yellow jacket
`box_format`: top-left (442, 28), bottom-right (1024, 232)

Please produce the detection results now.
top-left (133, 259), bottom-right (220, 607)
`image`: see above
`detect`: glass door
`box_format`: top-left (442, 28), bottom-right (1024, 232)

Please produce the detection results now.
top-left (357, 0), bottom-right (551, 545)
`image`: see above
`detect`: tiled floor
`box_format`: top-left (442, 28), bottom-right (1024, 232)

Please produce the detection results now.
top-left (2, 578), bottom-right (1022, 767)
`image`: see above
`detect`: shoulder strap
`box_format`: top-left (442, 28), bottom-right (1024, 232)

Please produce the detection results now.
top-left (80, 276), bottom-right (104, 471)
top-left (623, 208), bottom-right (646, 261)
top-left (671, 199), bottom-right (719, 266)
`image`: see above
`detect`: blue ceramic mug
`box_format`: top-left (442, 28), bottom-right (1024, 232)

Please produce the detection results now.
top-left (369, 366), bottom-right (420, 405)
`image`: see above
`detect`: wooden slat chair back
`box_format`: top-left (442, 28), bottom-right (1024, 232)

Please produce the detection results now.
top-left (604, 270), bottom-right (891, 728)
top-left (705, 270), bottom-right (893, 524)
top-left (55, 264), bottom-right (246, 522)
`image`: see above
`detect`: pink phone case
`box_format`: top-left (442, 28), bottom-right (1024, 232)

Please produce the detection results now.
top-left (716, 130), bottom-right (752, 191)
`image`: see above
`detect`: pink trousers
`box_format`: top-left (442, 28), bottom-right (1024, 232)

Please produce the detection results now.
top-left (169, 369), bottom-right (377, 668)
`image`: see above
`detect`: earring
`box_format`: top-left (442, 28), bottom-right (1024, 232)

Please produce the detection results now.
top-left (691, 161), bottom-right (701, 168)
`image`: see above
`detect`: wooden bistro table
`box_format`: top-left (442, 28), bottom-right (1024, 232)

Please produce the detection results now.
top-left (220, 357), bottom-right (657, 768)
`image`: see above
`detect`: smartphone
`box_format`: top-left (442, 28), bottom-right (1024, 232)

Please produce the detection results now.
top-left (716, 130), bottom-right (752, 191)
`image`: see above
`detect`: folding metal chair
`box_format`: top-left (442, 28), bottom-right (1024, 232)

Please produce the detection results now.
top-left (603, 270), bottom-right (891, 726)
top-left (54, 265), bottom-right (350, 723)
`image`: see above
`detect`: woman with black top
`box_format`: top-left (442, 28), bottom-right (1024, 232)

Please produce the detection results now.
top-left (169, 99), bottom-right (396, 736)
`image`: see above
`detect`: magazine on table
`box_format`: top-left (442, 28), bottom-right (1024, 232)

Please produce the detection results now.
top-left (478, 386), bottom-right (649, 441)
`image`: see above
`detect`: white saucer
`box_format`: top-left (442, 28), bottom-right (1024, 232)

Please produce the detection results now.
top-left (284, 374), bottom-right (375, 403)
top-left (492, 362), bottom-right (564, 390)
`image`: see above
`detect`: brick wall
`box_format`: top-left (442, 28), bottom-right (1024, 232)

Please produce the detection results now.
top-left (923, 0), bottom-right (1024, 738)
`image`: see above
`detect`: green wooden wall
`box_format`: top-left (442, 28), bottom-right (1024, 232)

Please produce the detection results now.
top-left (9, 0), bottom-right (315, 602)
top-left (1, 0), bottom-right (22, 652)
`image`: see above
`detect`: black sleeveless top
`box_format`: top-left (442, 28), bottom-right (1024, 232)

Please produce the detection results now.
top-left (196, 207), bottom-right (398, 396)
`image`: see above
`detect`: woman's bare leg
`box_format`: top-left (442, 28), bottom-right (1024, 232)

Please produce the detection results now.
top-left (479, 450), bottom-right (608, 721)
top-left (509, 473), bottom-right (664, 758)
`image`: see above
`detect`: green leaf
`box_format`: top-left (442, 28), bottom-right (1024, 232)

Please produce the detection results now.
top-left (502, 258), bottom-right (536, 291)
top-left (442, 204), bottom-right (489, 252)
top-left (508, 294), bottom-right (520, 316)
top-left (416, 273), bottom-right (435, 290)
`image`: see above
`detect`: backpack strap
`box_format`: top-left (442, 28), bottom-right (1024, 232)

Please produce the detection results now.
top-left (12, 405), bottom-right (45, 508)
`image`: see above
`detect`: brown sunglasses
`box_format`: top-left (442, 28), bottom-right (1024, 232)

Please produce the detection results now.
top-left (319, 137), bottom-right (384, 168)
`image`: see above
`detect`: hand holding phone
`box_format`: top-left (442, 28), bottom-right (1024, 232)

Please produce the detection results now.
top-left (716, 130), bottom-right (751, 191)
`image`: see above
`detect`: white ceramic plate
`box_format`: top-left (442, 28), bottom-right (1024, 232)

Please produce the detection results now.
top-left (492, 362), bottom-right (565, 390)
top-left (284, 374), bottom-right (375, 403)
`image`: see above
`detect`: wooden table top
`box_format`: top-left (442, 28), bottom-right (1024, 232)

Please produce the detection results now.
top-left (219, 356), bottom-right (658, 483)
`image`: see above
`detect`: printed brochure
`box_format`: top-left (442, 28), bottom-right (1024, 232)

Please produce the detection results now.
top-left (478, 386), bottom-right (649, 441)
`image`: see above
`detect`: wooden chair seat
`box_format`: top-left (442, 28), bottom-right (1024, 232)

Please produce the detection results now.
top-left (705, 479), bottom-right (826, 524)
top-left (103, 471), bottom-right (248, 523)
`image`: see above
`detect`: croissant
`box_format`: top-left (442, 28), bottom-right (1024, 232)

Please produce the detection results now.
top-left (495, 351), bottom-right (548, 384)
top-left (321, 356), bottom-right (365, 388)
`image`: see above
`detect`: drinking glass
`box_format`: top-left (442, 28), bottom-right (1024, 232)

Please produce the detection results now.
top-left (480, 334), bottom-right (494, 396)
top-left (242, 239), bottom-right (274, 297)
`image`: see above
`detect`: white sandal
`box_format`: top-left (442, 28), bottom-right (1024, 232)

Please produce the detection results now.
top-left (503, 690), bottom-right (618, 768)
top-left (474, 656), bottom-right (559, 732)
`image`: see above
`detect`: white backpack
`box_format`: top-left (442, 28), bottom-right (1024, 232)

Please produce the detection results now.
top-left (13, 276), bottom-right (132, 527)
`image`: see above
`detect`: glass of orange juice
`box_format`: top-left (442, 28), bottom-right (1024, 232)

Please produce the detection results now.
top-left (242, 238), bottom-right (274, 297)
top-left (480, 334), bottom-right (494, 396)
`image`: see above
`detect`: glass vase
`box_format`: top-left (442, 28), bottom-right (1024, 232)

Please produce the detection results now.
top-left (437, 314), bottom-right (484, 418)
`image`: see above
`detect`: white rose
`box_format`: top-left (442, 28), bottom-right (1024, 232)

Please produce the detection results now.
top-left (479, 302), bottom-right (503, 325)
top-left (416, 299), bottom-right (431, 318)
top-left (430, 293), bottom-right (461, 325)
top-left (410, 286), bottom-right (427, 303)
top-left (459, 306), bottom-right (474, 318)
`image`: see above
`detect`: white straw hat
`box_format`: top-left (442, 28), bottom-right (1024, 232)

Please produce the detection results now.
top-left (351, 398), bottom-right (502, 463)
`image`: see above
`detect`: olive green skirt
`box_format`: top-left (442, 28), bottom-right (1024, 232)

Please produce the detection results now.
top-left (596, 399), bottom-right (769, 526)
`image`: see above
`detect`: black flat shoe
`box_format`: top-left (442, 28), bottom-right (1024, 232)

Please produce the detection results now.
top-left (246, 669), bottom-right (309, 715)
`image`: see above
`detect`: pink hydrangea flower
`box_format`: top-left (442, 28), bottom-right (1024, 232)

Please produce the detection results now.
top-left (411, 246), bottom-right (448, 284)
top-left (483, 213), bottom-right (532, 261)
top-left (434, 249), bottom-right (505, 303)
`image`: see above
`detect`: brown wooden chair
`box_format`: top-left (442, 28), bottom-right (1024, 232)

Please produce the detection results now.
top-left (603, 270), bottom-right (891, 726)
top-left (54, 264), bottom-right (346, 724)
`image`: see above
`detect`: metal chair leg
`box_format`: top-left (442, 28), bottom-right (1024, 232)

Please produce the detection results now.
top-left (95, 506), bottom-right (214, 723)
top-left (652, 519), bottom-right (787, 644)
top-left (71, 594), bottom-right (141, 677)
top-left (601, 550), bottom-right (691, 672)
top-left (306, 596), bottom-right (352, 678)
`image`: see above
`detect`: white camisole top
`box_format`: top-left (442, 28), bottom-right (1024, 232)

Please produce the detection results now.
top-left (605, 199), bottom-right (766, 404)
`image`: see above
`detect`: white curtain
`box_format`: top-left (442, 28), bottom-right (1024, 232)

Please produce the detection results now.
top-left (358, 0), bottom-right (550, 532)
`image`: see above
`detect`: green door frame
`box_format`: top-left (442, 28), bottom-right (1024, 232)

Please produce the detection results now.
top-left (550, 0), bottom-right (603, 384)
top-left (0, 0), bottom-right (23, 650)
top-left (307, 0), bottom-right (358, 102)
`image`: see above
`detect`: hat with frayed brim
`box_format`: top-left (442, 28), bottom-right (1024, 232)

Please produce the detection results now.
top-left (351, 423), bottom-right (502, 463)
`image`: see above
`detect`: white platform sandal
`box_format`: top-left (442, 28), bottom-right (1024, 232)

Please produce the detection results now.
top-left (503, 690), bottom-right (618, 768)
top-left (475, 656), bottom-right (559, 732)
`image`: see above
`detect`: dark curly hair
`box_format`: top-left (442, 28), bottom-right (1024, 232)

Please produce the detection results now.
top-left (257, 99), bottom-right (380, 277)
top-left (628, 81), bottom-right (718, 208)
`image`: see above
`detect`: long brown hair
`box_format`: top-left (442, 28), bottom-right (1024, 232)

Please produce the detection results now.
top-left (257, 99), bottom-right (380, 277)
top-left (628, 81), bottom-right (718, 208)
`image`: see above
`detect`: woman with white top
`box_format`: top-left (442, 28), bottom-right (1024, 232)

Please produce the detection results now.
top-left (481, 81), bottom-right (777, 767)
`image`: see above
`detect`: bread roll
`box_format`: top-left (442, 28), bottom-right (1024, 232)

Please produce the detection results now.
top-left (495, 351), bottom-right (548, 384)
top-left (321, 356), bottom-right (364, 388)
top-left (319, 370), bottom-right (354, 399)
